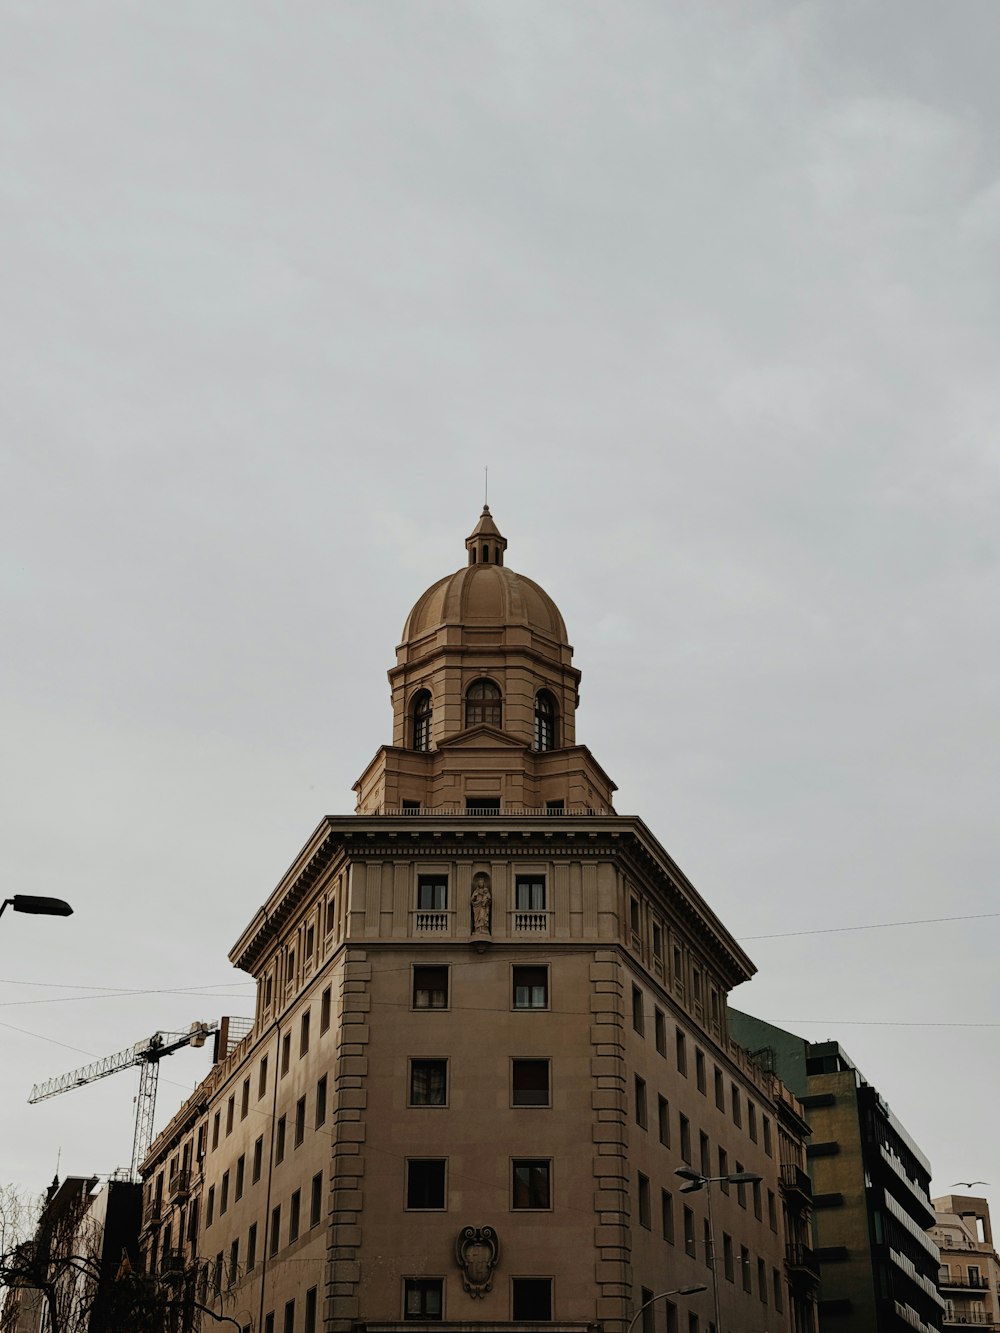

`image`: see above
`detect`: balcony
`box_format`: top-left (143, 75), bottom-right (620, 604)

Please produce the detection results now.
top-left (780, 1162), bottom-right (813, 1204)
top-left (786, 1243), bottom-right (821, 1281)
top-left (942, 1314), bottom-right (992, 1327)
top-left (510, 909), bottom-right (551, 934)
top-left (167, 1168), bottom-right (191, 1201)
top-left (413, 910), bottom-right (451, 933)
top-left (940, 1273), bottom-right (991, 1291)
top-left (141, 1195), bottom-right (161, 1229)
top-left (160, 1248), bottom-right (185, 1275)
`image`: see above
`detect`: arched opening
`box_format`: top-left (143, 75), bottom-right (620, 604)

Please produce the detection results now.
top-left (465, 679), bottom-right (502, 729)
top-left (533, 690), bottom-right (557, 751)
top-left (411, 690), bottom-right (433, 751)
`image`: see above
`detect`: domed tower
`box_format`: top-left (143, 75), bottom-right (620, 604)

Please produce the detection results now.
top-left (353, 507), bottom-right (617, 815)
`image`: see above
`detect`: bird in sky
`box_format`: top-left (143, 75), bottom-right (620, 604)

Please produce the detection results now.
top-left (951, 1181), bottom-right (990, 1188)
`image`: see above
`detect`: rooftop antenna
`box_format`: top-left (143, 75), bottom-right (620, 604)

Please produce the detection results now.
top-left (484, 466), bottom-right (488, 507)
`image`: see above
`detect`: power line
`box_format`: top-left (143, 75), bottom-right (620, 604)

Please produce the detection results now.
top-left (738, 910), bottom-right (1000, 941)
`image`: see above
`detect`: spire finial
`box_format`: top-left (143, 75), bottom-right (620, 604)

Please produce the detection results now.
top-left (465, 503), bottom-right (506, 567)
top-left (484, 466), bottom-right (488, 507)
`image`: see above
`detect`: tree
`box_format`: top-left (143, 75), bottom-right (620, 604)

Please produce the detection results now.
top-left (0, 1183), bottom-right (242, 1333)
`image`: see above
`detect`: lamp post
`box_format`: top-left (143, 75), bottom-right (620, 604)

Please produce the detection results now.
top-left (0, 895), bottom-right (73, 921)
top-left (626, 1285), bottom-right (708, 1333)
top-left (675, 1168), bottom-right (763, 1333)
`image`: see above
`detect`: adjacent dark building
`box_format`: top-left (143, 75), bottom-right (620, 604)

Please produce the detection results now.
top-left (728, 1012), bottom-right (944, 1333)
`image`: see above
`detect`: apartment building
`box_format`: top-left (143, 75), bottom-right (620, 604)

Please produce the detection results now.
top-left (141, 508), bottom-right (814, 1333)
top-left (931, 1195), bottom-right (1000, 1329)
top-left (729, 1011), bottom-right (944, 1333)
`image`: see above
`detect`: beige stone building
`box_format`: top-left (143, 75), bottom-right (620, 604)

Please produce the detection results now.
top-left (141, 508), bottom-right (815, 1333)
top-left (932, 1195), bottom-right (1000, 1329)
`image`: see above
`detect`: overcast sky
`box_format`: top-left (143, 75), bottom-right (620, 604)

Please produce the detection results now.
top-left (2, 0), bottom-right (999, 1224)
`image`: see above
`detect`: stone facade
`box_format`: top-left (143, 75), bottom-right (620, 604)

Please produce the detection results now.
top-left (141, 509), bottom-right (813, 1333)
top-left (931, 1195), bottom-right (1000, 1329)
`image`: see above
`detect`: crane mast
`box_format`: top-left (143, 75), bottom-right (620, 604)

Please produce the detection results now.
top-left (29, 1021), bottom-right (217, 1180)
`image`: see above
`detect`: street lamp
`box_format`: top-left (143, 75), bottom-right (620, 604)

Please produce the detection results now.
top-left (675, 1168), bottom-right (763, 1333)
top-left (626, 1285), bottom-right (708, 1333)
top-left (0, 895), bottom-right (73, 921)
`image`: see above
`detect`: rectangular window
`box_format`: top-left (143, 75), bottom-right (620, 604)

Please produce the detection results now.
top-left (753, 1179), bottom-right (762, 1220)
top-left (413, 965), bottom-right (449, 1009)
top-left (289, 1189), bottom-right (301, 1243)
top-left (417, 875), bottom-right (448, 910)
top-left (683, 1206), bottom-right (696, 1257)
top-left (641, 1288), bottom-right (655, 1333)
top-left (730, 1083), bottom-right (741, 1127)
top-left (714, 1067), bottom-right (724, 1111)
top-left (515, 876), bottom-right (546, 910)
top-left (241, 1078), bottom-right (250, 1121)
top-left (703, 1220), bottom-right (712, 1270)
top-left (695, 1049), bottom-right (706, 1094)
top-left (654, 1008), bottom-right (666, 1056)
top-left (512, 1159), bottom-right (551, 1210)
top-left (679, 1114), bottom-right (691, 1164)
top-left (220, 1171), bottom-right (230, 1215)
top-left (206, 1185), bottom-right (215, 1227)
top-left (305, 1288), bottom-right (318, 1333)
top-left (410, 1059), bottom-right (448, 1106)
top-left (316, 1074), bottom-right (328, 1127)
top-left (269, 1206), bottom-right (281, 1257)
top-left (658, 1095), bottom-right (670, 1146)
top-left (687, 1316), bottom-right (698, 1333)
top-left (280, 1033), bottom-right (291, 1076)
top-left (226, 1096), bottom-right (235, 1136)
top-left (300, 1010), bottom-right (310, 1057)
top-left (212, 1112), bottom-right (220, 1150)
top-left (295, 1096), bottom-right (306, 1147)
top-left (632, 986), bottom-right (644, 1035)
top-left (263, 975), bottom-right (273, 1011)
top-left (629, 897), bottom-right (641, 935)
top-left (718, 1147), bottom-right (729, 1192)
top-left (736, 1161), bottom-right (747, 1208)
top-left (311, 1172), bottom-right (323, 1227)
top-left (637, 1173), bottom-right (651, 1228)
top-left (741, 1245), bottom-right (751, 1291)
top-left (512, 1278), bottom-right (552, 1321)
top-left (763, 1116), bottom-right (773, 1156)
top-left (512, 965), bottom-right (548, 1009)
top-left (406, 1159), bottom-right (447, 1210)
top-left (235, 1155), bottom-right (245, 1200)
top-left (258, 1056), bottom-right (268, 1100)
top-left (699, 1131), bottom-right (711, 1176)
top-left (325, 896), bottom-right (336, 935)
top-left (747, 1102), bottom-right (757, 1142)
top-left (402, 800), bottom-right (421, 812)
top-left (247, 1223), bottom-right (257, 1271)
top-left (404, 1278), bottom-right (443, 1320)
top-left (652, 922), bottom-right (663, 958)
top-left (675, 1029), bottom-right (687, 1076)
top-left (723, 1233), bottom-right (734, 1282)
top-left (661, 1188), bottom-right (674, 1243)
top-left (264, 1316), bottom-right (274, 1333)
top-left (252, 1136), bottom-right (263, 1184)
top-left (283, 1300), bottom-right (295, 1333)
top-left (634, 1075), bottom-right (648, 1129)
top-left (768, 1189), bottom-right (777, 1231)
top-left (666, 1304), bottom-right (678, 1333)
top-left (229, 1239), bottom-right (239, 1286)
top-left (320, 986), bottom-right (332, 1033)
top-left (773, 1268), bottom-right (783, 1312)
top-left (546, 799), bottom-right (564, 813)
top-left (512, 1058), bottom-right (550, 1107)
top-left (275, 1115), bottom-right (286, 1164)
top-left (758, 1258), bottom-right (767, 1303)
top-left (465, 796), bottom-right (500, 812)
top-left (304, 923), bottom-right (315, 960)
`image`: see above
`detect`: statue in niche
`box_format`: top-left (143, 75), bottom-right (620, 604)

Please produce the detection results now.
top-left (455, 1225), bottom-right (499, 1297)
top-left (471, 872), bottom-right (492, 935)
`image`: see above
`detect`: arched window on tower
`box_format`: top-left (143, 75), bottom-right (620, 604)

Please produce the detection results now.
top-left (411, 690), bottom-right (433, 751)
top-left (465, 679), bottom-right (502, 729)
top-left (533, 690), bottom-right (557, 752)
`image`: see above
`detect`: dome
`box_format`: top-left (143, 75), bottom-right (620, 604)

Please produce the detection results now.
top-left (400, 508), bottom-right (569, 645)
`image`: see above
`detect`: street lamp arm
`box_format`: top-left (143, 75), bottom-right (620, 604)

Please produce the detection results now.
top-left (625, 1285), bottom-right (708, 1333)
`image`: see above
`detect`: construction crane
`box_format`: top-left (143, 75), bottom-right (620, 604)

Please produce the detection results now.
top-left (29, 1021), bottom-right (218, 1181)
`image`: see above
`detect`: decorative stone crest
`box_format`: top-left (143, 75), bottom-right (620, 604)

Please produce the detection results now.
top-left (455, 1224), bottom-right (499, 1297)
top-left (470, 872), bottom-right (492, 936)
